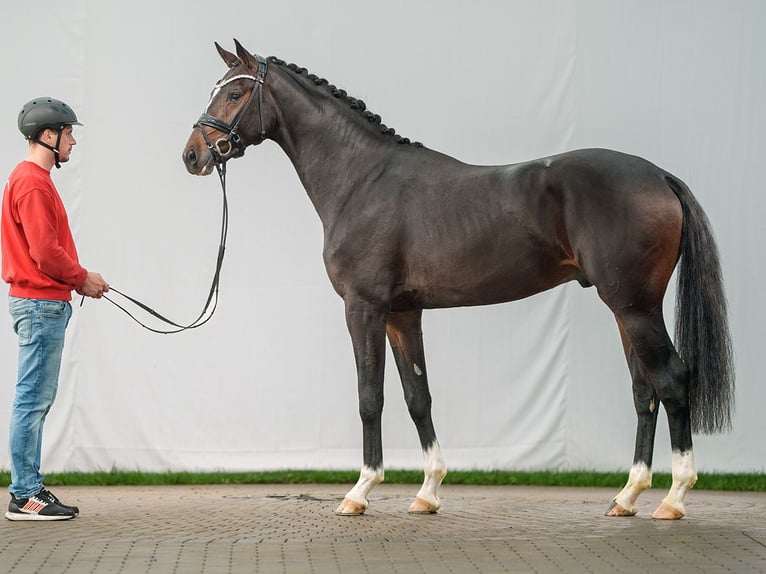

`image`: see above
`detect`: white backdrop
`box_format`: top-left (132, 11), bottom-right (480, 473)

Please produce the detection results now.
top-left (0, 1), bottom-right (762, 474)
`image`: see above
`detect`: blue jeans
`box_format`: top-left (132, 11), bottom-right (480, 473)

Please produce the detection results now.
top-left (7, 297), bottom-right (71, 499)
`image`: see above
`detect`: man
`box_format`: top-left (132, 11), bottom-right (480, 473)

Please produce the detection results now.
top-left (2, 97), bottom-right (109, 521)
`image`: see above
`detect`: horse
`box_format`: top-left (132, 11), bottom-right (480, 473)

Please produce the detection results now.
top-left (182, 40), bottom-right (734, 520)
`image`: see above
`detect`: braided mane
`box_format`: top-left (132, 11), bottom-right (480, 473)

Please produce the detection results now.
top-left (270, 57), bottom-right (423, 147)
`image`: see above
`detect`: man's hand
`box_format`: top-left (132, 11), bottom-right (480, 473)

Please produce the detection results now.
top-left (76, 271), bottom-right (110, 299)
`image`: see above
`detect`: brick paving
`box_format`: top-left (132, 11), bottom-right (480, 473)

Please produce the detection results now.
top-left (1, 484), bottom-right (764, 573)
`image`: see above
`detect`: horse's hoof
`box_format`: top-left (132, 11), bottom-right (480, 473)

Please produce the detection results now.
top-left (335, 498), bottom-right (367, 516)
top-left (408, 497), bottom-right (439, 514)
top-left (651, 502), bottom-right (684, 520)
top-left (605, 500), bottom-right (637, 517)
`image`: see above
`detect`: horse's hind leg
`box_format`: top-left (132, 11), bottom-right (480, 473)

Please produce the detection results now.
top-left (613, 307), bottom-right (697, 520)
top-left (386, 309), bottom-right (447, 513)
top-left (606, 323), bottom-right (658, 516)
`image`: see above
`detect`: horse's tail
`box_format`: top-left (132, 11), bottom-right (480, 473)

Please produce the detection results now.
top-left (666, 175), bottom-right (735, 434)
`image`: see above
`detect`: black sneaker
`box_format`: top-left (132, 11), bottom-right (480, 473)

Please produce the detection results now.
top-left (40, 488), bottom-right (79, 517)
top-left (5, 488), bottom-right (77, 521)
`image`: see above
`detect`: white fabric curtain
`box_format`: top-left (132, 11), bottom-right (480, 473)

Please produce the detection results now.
top-left (0, 0), bottom-right (762, 473)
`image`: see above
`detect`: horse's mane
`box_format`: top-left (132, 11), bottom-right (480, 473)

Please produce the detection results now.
top-left (270, 57), bottom-right (423, 148)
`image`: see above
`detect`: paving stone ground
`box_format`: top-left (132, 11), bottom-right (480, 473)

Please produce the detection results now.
top-left (1, 484), bottom-right (764, 573)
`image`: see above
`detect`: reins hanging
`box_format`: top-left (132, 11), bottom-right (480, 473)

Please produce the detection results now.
top-left (94, 161), bottom-right (229, 334)
top-left (94, 55), bottom-right (268, 334)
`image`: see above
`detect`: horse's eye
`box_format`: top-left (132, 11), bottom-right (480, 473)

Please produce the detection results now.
top-left (228, 92), bottom-right (242, 102)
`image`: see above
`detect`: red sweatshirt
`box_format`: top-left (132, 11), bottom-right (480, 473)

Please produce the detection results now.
top-left (1, 161), bottom-right (87, 301)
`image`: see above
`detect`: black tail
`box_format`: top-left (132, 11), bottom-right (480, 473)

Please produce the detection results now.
top-left (666, 175), bottom-right (735, 434)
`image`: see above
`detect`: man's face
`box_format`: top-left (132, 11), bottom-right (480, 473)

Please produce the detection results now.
top-left (41, 125), bottom-right (77, 162)
top-left (55, 126), bottom-right (76, 163)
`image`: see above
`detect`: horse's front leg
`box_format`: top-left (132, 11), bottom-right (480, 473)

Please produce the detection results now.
top-left (387, 309), bottom-right (447, 514)
top-left (335, 296), bottom-right (389, 516)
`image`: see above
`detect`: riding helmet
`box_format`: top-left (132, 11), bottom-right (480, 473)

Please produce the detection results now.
top-left (17, 97), bottom-right (83, 140)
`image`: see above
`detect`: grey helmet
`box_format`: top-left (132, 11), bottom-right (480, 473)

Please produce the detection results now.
top-left (17, 97), bottom-right (82, 140)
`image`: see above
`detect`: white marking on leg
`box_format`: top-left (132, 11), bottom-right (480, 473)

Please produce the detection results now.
top-left (660, 450), bottom-right (697, 514)
top-left (413, 363), bottom-right (423, 376)
top-left (612, 462), bottom-right (652, 514)
top-left (343, 466), bottom-right (384, 508)
top-left (411, 442), bottom-right (447, 512)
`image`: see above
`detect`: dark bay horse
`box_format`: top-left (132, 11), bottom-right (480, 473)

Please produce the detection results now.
top-left (183, 40), bottom-right (734, 519)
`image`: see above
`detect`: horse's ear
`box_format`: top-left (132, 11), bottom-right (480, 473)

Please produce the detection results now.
top-left (233, 38), bottom-right (259, 71)
top-left (215, 41), bottom-right (239, 68)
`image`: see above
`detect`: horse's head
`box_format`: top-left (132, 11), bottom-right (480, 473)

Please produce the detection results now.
top-left (183, 39), bottom-right (268, 176)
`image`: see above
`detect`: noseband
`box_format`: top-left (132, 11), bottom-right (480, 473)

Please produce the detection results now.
top-left (194, 54), bottom-right (269, 165)
top-left (99, 56), bottom-right (268, 333)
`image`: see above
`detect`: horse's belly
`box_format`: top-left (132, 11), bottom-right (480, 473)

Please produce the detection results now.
top-left (391, 261), bottom-right (578, 311)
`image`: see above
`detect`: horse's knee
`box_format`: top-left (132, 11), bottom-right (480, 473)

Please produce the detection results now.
top-left (357, 387), bottom-right (384, 424)
top-left (405, 390), bottom-right (432, 423)
top-left (358, 402), bottom-right (383, 423)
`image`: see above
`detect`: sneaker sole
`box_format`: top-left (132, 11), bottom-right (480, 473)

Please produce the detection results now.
top-left (5, 511), bottom-right (75, 521)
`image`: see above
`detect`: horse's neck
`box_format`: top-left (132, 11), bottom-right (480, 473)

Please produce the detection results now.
top-left (266, 67), bottom-right (393, 224)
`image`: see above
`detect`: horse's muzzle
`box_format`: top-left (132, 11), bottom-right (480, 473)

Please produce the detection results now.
top-left (182, 143), bottom-right (215, 176)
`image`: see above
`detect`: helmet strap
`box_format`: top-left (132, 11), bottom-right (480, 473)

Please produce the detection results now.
top-left (33, 129), bottom-right (63, 168)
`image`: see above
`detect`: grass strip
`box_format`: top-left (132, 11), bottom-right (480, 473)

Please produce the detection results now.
top-left (0, 470), bottom-right (762, 491)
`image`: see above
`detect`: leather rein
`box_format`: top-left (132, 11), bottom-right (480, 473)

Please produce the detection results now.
top-left (98, 56), bottom-right (269, 334)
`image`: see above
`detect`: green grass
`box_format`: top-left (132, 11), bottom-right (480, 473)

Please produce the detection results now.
top-left (0, 469), bottom-right (763, 491)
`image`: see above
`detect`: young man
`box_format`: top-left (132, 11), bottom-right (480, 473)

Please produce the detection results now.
top-left (2, 97), bottom-right (109, 521)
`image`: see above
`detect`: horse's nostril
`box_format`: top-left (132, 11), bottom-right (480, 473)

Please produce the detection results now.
top-left (187, 148), bottom-right (197, 165)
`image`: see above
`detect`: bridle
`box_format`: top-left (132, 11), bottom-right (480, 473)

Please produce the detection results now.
top-left (96, 56), bottom-right (269, 334)
top-left (193, 54), bottom-right (269, 166)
